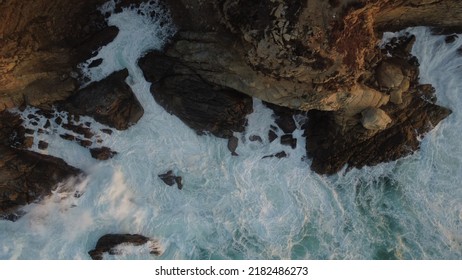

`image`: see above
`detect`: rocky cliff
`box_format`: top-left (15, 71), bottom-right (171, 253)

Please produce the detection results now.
top-left (0, 0), bottom-right (460, 215)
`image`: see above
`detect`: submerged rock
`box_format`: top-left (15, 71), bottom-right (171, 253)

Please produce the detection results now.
top-left (249, 135), bottom-right (263, 143)
top-left (88, 234), bottom-right (161, 260)
top-left (263, 151), bottom-right (288, 159)
top-left (59, 69), bottom-right (144, 130)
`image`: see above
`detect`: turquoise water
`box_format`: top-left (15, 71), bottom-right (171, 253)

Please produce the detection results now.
top-left (0, 2), bottom-right (461, 259)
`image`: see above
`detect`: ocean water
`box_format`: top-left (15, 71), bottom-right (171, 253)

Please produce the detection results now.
top-left (1, 1), bottom-right (461, 260)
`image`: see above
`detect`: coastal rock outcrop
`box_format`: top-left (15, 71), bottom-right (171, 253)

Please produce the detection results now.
top-left (0, 0), bottom-right (114, 110)
top-left (0, 111), bottom-right (81, 220)
top-left (304, 34), bottom-right (452, 174)
top-left (88, 233), bottom-right (162, 260)
top-left (139, 51), bottom-right (253, 139)
top-left (1, 0), bottom-right (460, 182)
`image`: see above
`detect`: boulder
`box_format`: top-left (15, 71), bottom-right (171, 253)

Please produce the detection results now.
top-left (280, 134), bottom-right (297, 149)
top-left (158, 170), bottom-right (183, 190)
top-left (263, 102), bottom-right (299, 134)
top-left (376, 61), bottom-right (404, 89)
top-left (88, 234), bottom-right (161, 260)
top-left (227, 136), bottom-right (239, 156)
top-left (90, 147), bottom-right (117, 160)
top-left (60, 69), bottom-right (144, 130)
top-left (138, 51), bottom-right (253, 139)
top-left (361, 107), bottom-right (392, 131)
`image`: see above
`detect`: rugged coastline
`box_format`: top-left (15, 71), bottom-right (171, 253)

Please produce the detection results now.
top-left (0, 0), bottom-right (459, 218)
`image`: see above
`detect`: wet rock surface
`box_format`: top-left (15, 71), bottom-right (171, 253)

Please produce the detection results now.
top-left (0, 111), bottom-right (81, 220)
top-left (158, 170), bottom-right (183, 190)
top-left (0, 0), bottom-right (113, 110)
top-left (88, 234), bottom-right (161, 260)
top-left (59, 69), bottom-right (144, 130)
top-left (305, 35), bottom-right (451, 174)
top-left (90, 147), bottom-right (118, 161)
top-left (139, 51), bottom-right (253, 139)
top-left (306, 88), bottom-right (451, 174)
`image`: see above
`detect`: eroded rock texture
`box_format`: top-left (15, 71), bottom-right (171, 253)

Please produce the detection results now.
top-left (0, 0), bottom-right (459, 190)
top-left (0, 0), bottom-right (114, 110)
top-left (0, 111), bottom-right (81, 220)
top-left (59, 69), bottom-right (144, 130)
top-left (138, 0), bottom-right (455, 173)
top-left (139, 51), bottom-right (253, 138)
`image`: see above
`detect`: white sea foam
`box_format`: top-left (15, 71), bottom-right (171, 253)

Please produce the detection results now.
top-left (1, 4), bottom-right (461, 259)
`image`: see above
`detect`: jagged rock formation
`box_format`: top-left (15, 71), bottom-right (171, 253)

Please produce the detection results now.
top-left (1, 0), bottom-right (460, 185)
top-left (0, 111), bottom-right (81, 220)
top-left (59, 69), bottom-right (144, 130)
top-left (150, 0), bottom-right (461, 111)
top-left (158, 170), bottom-right (183, 190)
top-left (138, 0), bottom-right (455, 173)
top-left (139, 51), bottom-right (253, 139)
top-left (0, 0), bottom-right (114, 110)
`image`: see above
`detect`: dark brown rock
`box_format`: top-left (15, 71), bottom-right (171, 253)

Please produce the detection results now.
top-left (0, 0), bottom-right (114, 110)
top-left (90, 147), bottom-right (117, 160)
top-left (139, 51), bottom-right (253, 139)
top-left (264, 102), bottom-right (299, 134)
top-left (60, 69), bottom-right (144, 130)
top-left (303, 32), bottom-right (451, 175)
top-left (78, 139), bottom-right (93, 148)
top-left (268, 130), bottom-right (278, 143)
top-left (227, 136), bottom-right (239, 156)
top-left (62, 123), bottom-right (94, 139)
top-left (60, 134), bottom-right (76, 141)
top-left (280, 134), bottom-right (297, 149)
top-left (76, 26), bottom-right (119, 62)
top-left (1, 111), bottom-right (81, 220)
top-left (88, 234), bottom-right (158, 260)
top-left (175, 176), bottom-right (183, 190)
top-left (158, 170), bottom-right (183, 190)
top-left (305, 88), bottom-right (451, 175)
top-left (263, 151), bottom-right (287, 159)
top-left (159, 170), bottom-right (176, 186)
top-left (38, 141), bottom-right (48, 150)
top-left (445, 34), bottom-right (458, 44)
